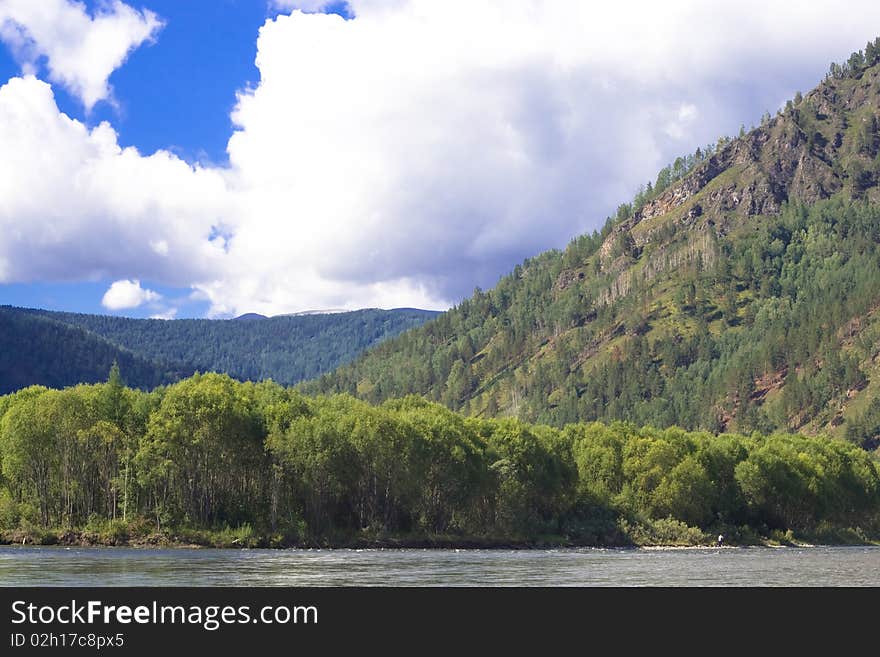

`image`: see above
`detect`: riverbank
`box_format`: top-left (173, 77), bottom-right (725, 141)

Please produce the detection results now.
top-left (4, 379), bottom-right (880, 560)
top-left (3, 524), bottom-right (877, 550)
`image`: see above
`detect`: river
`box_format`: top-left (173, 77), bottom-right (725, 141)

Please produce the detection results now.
top-left (1, 545), bottom-right (879, 586)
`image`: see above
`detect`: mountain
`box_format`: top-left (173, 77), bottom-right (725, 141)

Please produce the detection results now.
top-left (0, 309), bottom-right (176, 394)
top-left (0, 305), bottom-right (439, 394)
top-left (232, 313), bottom-right (268, 321)
top-left (308, 40), bottom-right (880, 448)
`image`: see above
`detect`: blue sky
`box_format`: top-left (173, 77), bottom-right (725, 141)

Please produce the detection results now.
top-left (0, 1), bottom-right (353, 165)
top-left (1, 1), bottom-right (879, 319)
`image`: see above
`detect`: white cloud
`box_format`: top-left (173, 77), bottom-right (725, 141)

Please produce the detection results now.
top-left (150, 307), bottom-right (178, 320)
top-left (101, 279), bottom-right (161, 310)
top-left (678, 104), bottom-right (698, 123)
top-left (0, 0), bottom-right (162, 110)
top-left (150, 240), bottom-right (170, 256)
top-left (270, 1), bottom-right (333, 11)
top-left (207, 0), bottom-right (880, 315)
top-left (0, 76), bottom-right (229, 287)
top-left (5, 1), bottom-right (880, 316)
top-left (665, 103), bottom-right (700, 140)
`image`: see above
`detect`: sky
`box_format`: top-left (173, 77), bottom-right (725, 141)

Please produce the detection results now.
top-left (1, 1), bottom-right (880, 319)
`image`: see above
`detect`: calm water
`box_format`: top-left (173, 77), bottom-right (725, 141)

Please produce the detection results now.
top-left (1, 546), bottom-right (879, 586)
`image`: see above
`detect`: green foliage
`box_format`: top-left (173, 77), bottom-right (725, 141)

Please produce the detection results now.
top-left (618, 517), bottom-right (707, 547)
top-left (0, 489), bottom-right (19, 530)
top-left (136, 373), bottom-right (267, 529)
top-left (827, 38), bottom-right (880, 80)
top-left (846, 398), bottom-right (880, 450)
top-left (1, 376), bottom-right (877, 545)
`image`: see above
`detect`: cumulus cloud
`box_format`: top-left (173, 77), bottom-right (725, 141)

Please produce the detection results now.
top-left (5, 1), bottom-right (880, 316)
top-left (206, 0), bottom-right (880, 315)
top-left (0, 76), bottom-right (229, 286)
top-left (0, 0), bottom-right (162, 110)
top-left (101, 279), bottom-right (161, 310)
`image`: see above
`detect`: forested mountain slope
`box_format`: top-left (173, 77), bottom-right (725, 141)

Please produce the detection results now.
top-left (0, 306), bottom-right (438, 393)
top-left (0, 310), bottom-right (176, 394)
top-left (309, 41), bottom-right (880, 447)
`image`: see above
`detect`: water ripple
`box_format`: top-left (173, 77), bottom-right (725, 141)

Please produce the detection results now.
top-left (1, 546), bottom-right (878, 587)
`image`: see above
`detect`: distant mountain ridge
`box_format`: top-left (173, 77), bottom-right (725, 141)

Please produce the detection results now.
top-left (309, 40), bottom-right (880, 447)
top-left (0, 309), bottom-right (176, 394)
top-left (232, 313), bottom-right (268, 321)
top-left (0, 305), bottom-right (439, 394)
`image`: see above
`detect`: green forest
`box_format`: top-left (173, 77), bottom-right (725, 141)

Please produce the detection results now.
top-left (0, 306), bottom-right (437, 394)
top-left (1, 370), bottom-right (877, 548)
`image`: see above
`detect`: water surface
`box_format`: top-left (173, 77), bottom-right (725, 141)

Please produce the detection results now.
top-left (1, 545), bottom-right (877, 586)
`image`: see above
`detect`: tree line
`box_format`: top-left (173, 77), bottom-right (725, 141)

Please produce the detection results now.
top-left (826, 37), bottom-right (880, 81)
top-left (1, 369), bottom-right (877, 546)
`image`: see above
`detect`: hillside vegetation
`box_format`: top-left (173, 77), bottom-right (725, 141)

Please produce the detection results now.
top-left (309, 40), bottom-right (880, 448)
top-left (0, 306), bottom-right (437, 394)
top-left (0, 310), bottom-right (175, 394)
